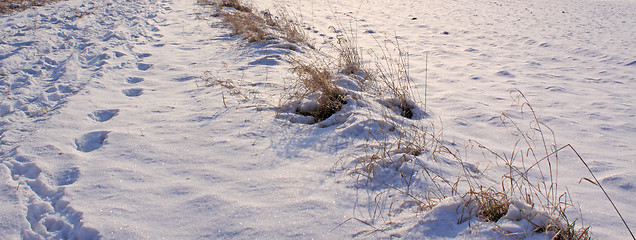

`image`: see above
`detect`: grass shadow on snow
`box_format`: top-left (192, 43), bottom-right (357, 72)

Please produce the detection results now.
top-left (341, 90), bottom-right (596, 239)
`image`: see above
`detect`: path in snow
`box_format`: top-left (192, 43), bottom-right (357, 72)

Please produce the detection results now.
top-left (1, 0), bottom-right (165, 238)
top-left (1, 0), bottom-right (365, 238)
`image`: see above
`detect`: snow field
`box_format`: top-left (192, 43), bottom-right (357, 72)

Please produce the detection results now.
top-left (250, 0), bottom-right (636, 238)
top-left (212, 1), bottom-right (601, 239)
top-left (1, 0), bottom-right (635, 239)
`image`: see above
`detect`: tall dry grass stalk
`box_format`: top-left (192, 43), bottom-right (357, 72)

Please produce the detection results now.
top-left (331, 22), bottom-right (365, 78)
top-left (326, 14), bottom-right (421, 119)
top-left (463, 90), bottom-right (593, 239)
top-left (370, 37), bottom-right (418, 119)
top-left (268, 5), bottom-right (308, 44)
top-left (346, 89), bottom-right (602, 239)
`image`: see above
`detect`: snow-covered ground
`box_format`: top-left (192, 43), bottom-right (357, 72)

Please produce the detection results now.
top-left (1, 0), bottom-right (634, 239)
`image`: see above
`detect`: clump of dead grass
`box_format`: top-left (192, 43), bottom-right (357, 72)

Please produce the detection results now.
top-left (347, 119), bottom-right (452, 216)
top-left (463, 187), bottom-right (511, 222)
top-left (208, 0), bottom-right (308, 45)
top-left (209, 0), bottom-right (269, 43)
top-left (207, 0), bottom-right (334, 122)
top-left (288, 56), bottom-right (345, 122)
top-left (198, 0), bottom-right (251, 12)
top-left (324, 15), bottom-right (421, 120)
top-left (329, 17), bottom-right (421, 119)
top-left (220, 10), bottom-right (269, 43)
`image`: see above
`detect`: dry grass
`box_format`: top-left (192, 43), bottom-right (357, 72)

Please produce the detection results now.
top-left (464, 187), bottom-right (511, 222)
top-left (371, 37), bottom-right (418, 119)
top-left (288, 56), bottom-right (344, 122)
top-left (346, 89), bottom-right (599, 239)
top-left (327, 17), bottom-right (420, 119)
top-left (208, 0), bottom-right (270, 43)
top-left (209, 0), bottom-right (332, 122)
top-left (217, 0), bottom-right (251, 12)
top-left (198, 70), bottom-right (250, 105)
top-left (331, 23), bottom-right (366, 78)
top-left (325, 16), bottom-right (419, 119)
top-left (209, 0), bottom-right (308, 45)
top-left (219, 10), bottom-right (270, 43)
top-left (348, 119), bottom-right (452, 216)
top-left (462, 90), bottom-right (593, 239)
top-left (0, 0), bottom-right (62, 14)
top-left (205, 1), bottom-right (623, 238)
top-left (204, 1), bottom-right (625, 237)
top-left (197, 0), bottom-right (251, 12)
top-left (267, 5), bottom-right (308, 44)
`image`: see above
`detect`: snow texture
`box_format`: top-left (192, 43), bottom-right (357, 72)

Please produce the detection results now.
top-left (1, 0), bottom-right (635, 239)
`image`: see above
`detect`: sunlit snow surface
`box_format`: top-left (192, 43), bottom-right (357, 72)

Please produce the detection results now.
top-left (1, 0), bottom-right (634, 239)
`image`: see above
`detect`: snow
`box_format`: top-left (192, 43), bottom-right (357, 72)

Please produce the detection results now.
top-left (1, 0), bottom-right (635, 239)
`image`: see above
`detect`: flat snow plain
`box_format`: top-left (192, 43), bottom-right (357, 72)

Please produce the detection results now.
top-left (1, 0), bottom-right (634, 239)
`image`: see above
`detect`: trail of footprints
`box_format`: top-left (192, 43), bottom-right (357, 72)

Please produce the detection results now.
top-left (7, 70), bottom-right (150, 240)
top-left (124, 56), bottom-right (149, 97)
top-left (77, 18), bottom-right (151, 152)
top-left (2, 0), bottom-right (161, 237)
top-left (6, 153), bottom-right (101, 239)
top-left (78, 75), bottom-right (147, 153)
top-left (11, 29), bottom-right (152, 240)
top-left (44, 71), bottom-right (148, 237)
top-left (11, 92), bottom-right (127, 238)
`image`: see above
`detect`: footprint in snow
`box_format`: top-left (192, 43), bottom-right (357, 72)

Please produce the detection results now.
top-left (102, 32), bottom-right (124, 42)
top-left (74, 131), bottom-right (109, 152)
top-left (173, 76), bottom-right (196, 82)
top-left (248, 55), bottom-right (282, 66)
top-left (57, 167), bottom-right (80, 186)
top-left (546, 86), bottom-right (566, 92)
top-left (0, 103), bottom-right (12, 117)
top-left (114, 51), bottom-right (126, 57)
top-left (11, 41), bottom-right (36, 47)
top-left (127, 77), bottom-right (144, 84)
top-left (88, 109), bottom-right (119, 122)
top-left (137, 53), bottom-right (152, 58)
top-left (87, 53), bottom-right (110, 67)
top-left (496, 70), bottom-right (515, 77)
top-left (122, 88), bottom-right (143, 97)
top-left (137, 63), bottom-right (153, 71)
